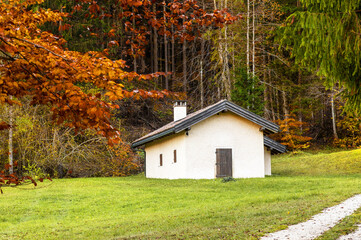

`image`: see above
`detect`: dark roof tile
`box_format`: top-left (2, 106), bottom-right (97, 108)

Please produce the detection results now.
top-left (132, 99), bottom-right (280, 148)
top-left (264, 136), bottom-right (287, 154)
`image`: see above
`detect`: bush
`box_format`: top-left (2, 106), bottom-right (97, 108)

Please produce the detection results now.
top-left (270, 114), bottom-right (312, 151)
top-left (222, 177), bottom-right (236, 183)
top-left (0, 99), bottom-right (141, 178)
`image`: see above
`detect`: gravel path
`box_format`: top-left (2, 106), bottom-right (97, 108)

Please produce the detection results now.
top-left (338, 224), bottom-right (361, 240)
top-left (261, 194), bottom-right (361, 240)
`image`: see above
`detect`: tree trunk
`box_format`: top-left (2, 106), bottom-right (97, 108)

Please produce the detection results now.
top-left (163, 2), bottom-right (168, 89)
top-left (171, 24), bottom-right (175, 90)
top-left (223, 26), bottom-right (231, 100)
top-left (331, 88), bottom-right (338, 139)
top-left (321, 108), bottom-right (325, 128)
top-left (231, 31), bottom-right (235, 79)
top-left (264, 85), bottom-right (269, 119)
top-left (275, 89), bottom-right (280, 119)
top-left (246, 0), bottom-right (250, 73)
top-left (282, 89), bottom-right (289, 133)
top-left (298, 70), bottom-right (303, 132)
top-left (153, 4), bottom-right (158, 75)
top-left (140, 56), bottom-right (146, 73)
top-left (52, 128), bottom-right (58, 166)
top-left (268, 59), bottom-right (275, 121)
top-left (282, 90), bottom-right (289, 117)
top-left (183, 39), bottom-right (187, 93)
top-left (269, 87), bottom-right (275, 121)
top-left (252, 0), bottom-right (255, 77)
top-left (263, 57), bottom-right (268, 119)
top-left (132, 7), bottom-right (137, 72)
top-left (225, 0), bottom-right (231, 100)
top-left (200, 36), bottom-right (205, 108)
top-left (150, 27), bottom-right (154, 73)
top-left (59, 8), bottom-right (63, 33)
top-left (8, 99), bottom-right (14, 174)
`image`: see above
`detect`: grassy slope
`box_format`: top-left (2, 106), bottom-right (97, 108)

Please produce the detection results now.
top-left (1, 149), bottom-right (361, 239)
top-left (272, 148), bottom-right (361, 176)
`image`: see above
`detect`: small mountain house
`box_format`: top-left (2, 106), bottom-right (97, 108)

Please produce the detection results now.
top-left (132, 100), bottom-right (286, 179)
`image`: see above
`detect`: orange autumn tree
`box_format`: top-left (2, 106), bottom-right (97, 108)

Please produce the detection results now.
top-left (270, 114), bottom-right (312, 151)
top-left (0, 0), bottom-right (168, 138)
top-left (64, 0), bottom-right (239, 62)
top-left (0, 0), bottom-right (167, 189)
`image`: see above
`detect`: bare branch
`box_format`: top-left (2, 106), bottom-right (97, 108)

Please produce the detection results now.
top-left (255, 47), bottom-right (290, 67)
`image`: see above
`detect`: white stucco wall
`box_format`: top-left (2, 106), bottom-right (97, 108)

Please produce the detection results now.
top-left (184, 112), bottom-right (265, 179)
top-left (144, 111), bottom-right (265, 179)
top-left (264, 147), bottom-right (272, 176)
top-left (145, 132), bottom-right (186, 179)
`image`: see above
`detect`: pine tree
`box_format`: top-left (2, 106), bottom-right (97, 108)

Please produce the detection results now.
top-left (231, 67), bottom-right (264, 116)
top-left (279, 0), bottom-right (361, 111)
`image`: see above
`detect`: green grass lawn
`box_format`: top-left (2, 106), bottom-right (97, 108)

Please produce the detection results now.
top-left (272, 148), bottom-right (361, 176)
top-left (1, 149), bottom-right (361, 239)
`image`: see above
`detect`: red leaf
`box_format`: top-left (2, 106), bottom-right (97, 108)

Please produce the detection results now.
top-left (4, 164), bottom-right (10, 170)
top-left (0, 121), bottom-right (10, 130)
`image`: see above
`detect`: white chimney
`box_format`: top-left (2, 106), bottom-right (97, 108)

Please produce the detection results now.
top-left (174, 101), bottom-right (187, 121)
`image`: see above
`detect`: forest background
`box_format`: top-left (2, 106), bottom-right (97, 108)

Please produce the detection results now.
top-left (1, 0), bottom-right (359, 179)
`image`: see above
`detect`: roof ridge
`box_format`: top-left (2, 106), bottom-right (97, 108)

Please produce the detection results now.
top-left (132, 99), bottom-right (280, 148)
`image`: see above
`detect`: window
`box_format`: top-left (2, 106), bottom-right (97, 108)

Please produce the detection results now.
top-left (160, 154), bottom-right (163, 166)
top-left (173, 150), bottom-right (177, 163)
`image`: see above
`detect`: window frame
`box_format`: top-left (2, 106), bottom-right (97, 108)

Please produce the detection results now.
top-left (159, 154), bottom-right (163, 166)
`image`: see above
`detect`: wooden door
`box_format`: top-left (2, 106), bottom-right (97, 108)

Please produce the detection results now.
top-left (216, 148), bottom-right (232, 177)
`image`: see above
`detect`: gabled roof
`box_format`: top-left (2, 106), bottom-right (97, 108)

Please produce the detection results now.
top-left (264, 136), bottom-right (287, 154)
top-left (132, 99), bottom-right (280, 148)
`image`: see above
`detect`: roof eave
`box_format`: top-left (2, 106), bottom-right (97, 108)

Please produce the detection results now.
top-left (264, 136), bottom-right (287, 154)
top-left (174, 103), bottom-right (226, 133)
top-left (175, 101), bottom-right (280, 134)
top-left (225, 101), bottom-right (279, 133)
top-left (131, 100), bottom-right (281, 148)
top-left (131, 128), bottom-right (175, 148)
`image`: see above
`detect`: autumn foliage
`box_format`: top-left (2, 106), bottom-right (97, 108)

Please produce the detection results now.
top-left (0, 0), bottom-right (166, 187)
top-left (334, 113), bottom-right (361, 148)
top-left (0, 0), bottom-right (170, 142)
top-left (102, 142), bottom-right (141, 176)
top-left (0, 161), bottom-right (51, 194)
top-left (0, 0), bottom-right (239, 186)
top-left (67, 0), bottom-right (239, 59)
top-left (270, 114), bottom-right (312, 151)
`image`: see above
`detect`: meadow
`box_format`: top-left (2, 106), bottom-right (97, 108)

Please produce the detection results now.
top-left (1, 149), bottom-right (361, 239)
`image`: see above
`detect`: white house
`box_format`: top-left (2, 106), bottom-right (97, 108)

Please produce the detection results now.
top-left (132, 100), bottom-right (286, 179)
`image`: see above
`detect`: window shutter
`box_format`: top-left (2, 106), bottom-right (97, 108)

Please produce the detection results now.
top-left (160, 154), bottom-right (163, 166)
top-left (173, 150), bottom-right (177, 163)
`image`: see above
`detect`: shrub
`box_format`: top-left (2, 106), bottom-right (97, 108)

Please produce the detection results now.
top-left (333, 113), bottom-right (361, 148)
top-left (222, 177), bottom-right (236, 183)
top-left (270, 114), bottom-right (312, 150)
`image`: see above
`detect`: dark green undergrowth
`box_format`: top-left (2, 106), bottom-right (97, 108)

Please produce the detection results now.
top-left (2, 148), bottom-right (361, 239)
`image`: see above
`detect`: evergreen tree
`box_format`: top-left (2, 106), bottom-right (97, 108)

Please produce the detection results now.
top-left (279, 0), bottom-right (361, 111)
top-left (231, 67), bottom-right (264, 116)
